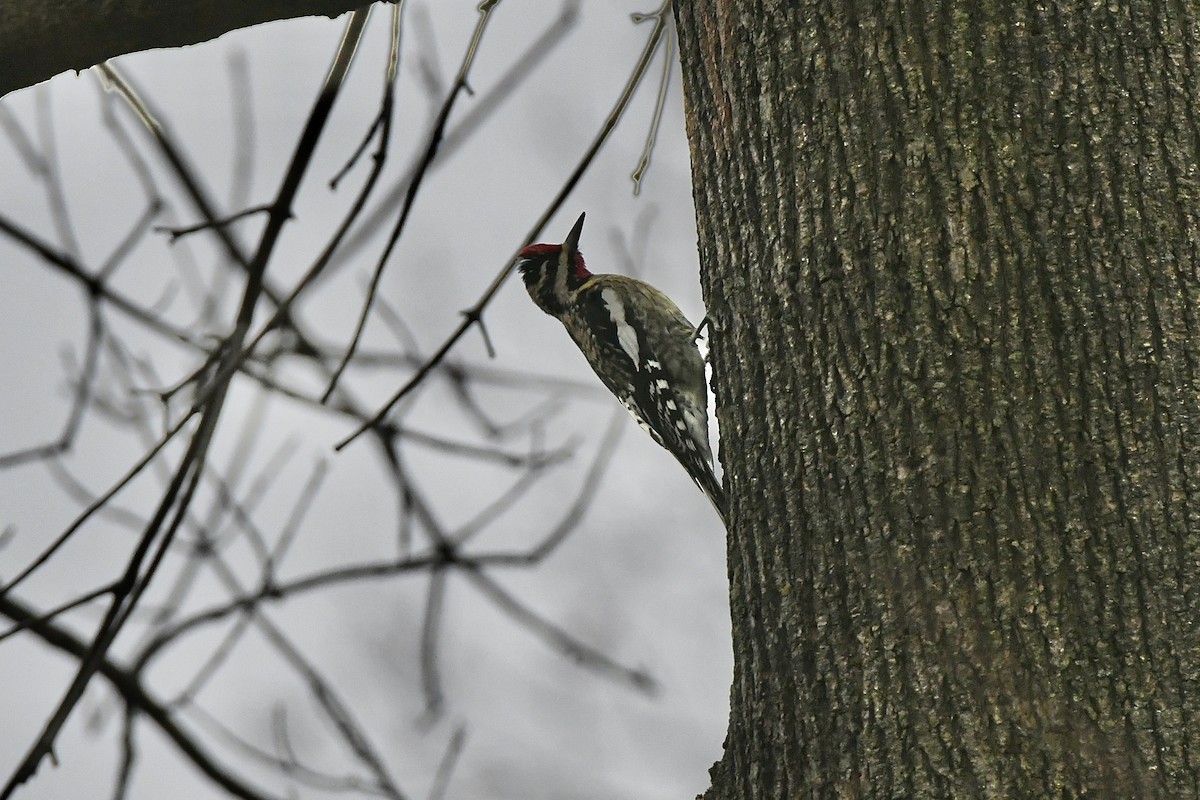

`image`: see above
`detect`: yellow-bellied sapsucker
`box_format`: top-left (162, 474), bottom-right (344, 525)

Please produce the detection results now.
top-left (516, 213), bottom-right (725, 521)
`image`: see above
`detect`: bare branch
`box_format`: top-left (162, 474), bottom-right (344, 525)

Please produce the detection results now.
top-left (0, 1), bottom-right (373, 99)
top-left (259, 617), bottom-right (410, 800)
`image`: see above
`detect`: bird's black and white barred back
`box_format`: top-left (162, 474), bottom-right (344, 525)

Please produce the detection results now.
top-left (515, 213), bottom-right (726, 521)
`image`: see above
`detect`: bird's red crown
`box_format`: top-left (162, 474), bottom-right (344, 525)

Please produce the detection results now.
top-left (517, 243), bottom-right (590, 280)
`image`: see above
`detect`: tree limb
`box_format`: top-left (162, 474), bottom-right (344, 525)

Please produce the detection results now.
top-left (0, 0), bottom-right (377, 99)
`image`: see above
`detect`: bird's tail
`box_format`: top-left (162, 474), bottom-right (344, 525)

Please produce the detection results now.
top-left (691, 462), bottom-right (727, 526)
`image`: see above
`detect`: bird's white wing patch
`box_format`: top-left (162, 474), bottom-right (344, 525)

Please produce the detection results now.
top-left (600, 287), bottom-right (640, 370)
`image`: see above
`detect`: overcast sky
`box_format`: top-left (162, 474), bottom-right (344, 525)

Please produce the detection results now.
top-left (0, 3), bottom-right (730, 799)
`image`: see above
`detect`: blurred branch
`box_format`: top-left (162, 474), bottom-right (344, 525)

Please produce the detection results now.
top-left (419, 568), bottom-right (449, 717)
top-left (253, 603), bottom-right (411, 800)
top-left (460, 564), bottom-right (657, 694)
top-left (0, 213), bottom-right (203, 348)
top-left (136, 465), bottom-right (412, 800)
top-left (111, 707), bottom-right (137, 800)
top-left (33, 88), bottom-right (83, 256)
top-left (164, 459), bottom-right (328, 707)
top-left (427, 725), bottom-right (467, 800)
top-left (188, 704), bottom-right (390, 796)
top-left (478, 409), bottom-right (625, 564)
top-left (134, 552), bottom-right (440, 669)
top-left (0, 305), bottom-right (104, 469)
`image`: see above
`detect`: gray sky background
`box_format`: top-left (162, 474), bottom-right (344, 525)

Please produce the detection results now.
top-left (0, 3), bottom-right (730, 798)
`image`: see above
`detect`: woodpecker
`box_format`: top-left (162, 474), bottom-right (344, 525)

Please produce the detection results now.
top-left (516, 213), bottom-right (725, 521)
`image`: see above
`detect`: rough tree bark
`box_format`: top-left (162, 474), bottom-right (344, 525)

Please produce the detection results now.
top-left (675, 0), bottom-right (1200, 797)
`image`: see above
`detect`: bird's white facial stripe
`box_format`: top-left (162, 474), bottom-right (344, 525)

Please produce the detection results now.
top-left (601, 287), bottom-right (640, 369)
top-left (553, 251), bottom-right (571, 301)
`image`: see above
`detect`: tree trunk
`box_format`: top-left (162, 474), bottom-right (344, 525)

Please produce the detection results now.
top-left (675, 1), bottom-right (1200, 796)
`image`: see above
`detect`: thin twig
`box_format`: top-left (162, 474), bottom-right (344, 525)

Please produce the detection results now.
top-left (157, 204), bottom-right (274, 241)
top-left (198, 0), bottom-right (405, 401)
top-left (630, 16), bottom-right (674, 195)
top-left (42, 457), bottom-right (149, 533)
top-left (0, 407), bottom-right (197, 599)
top-left (97, 198), bottom-right (164, 280)
top-left (331, 1), bottom-right (403, 189)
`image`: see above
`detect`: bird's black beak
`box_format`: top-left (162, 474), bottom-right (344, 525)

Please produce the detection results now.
top-left (562, 212), bottom-right (586, 257)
